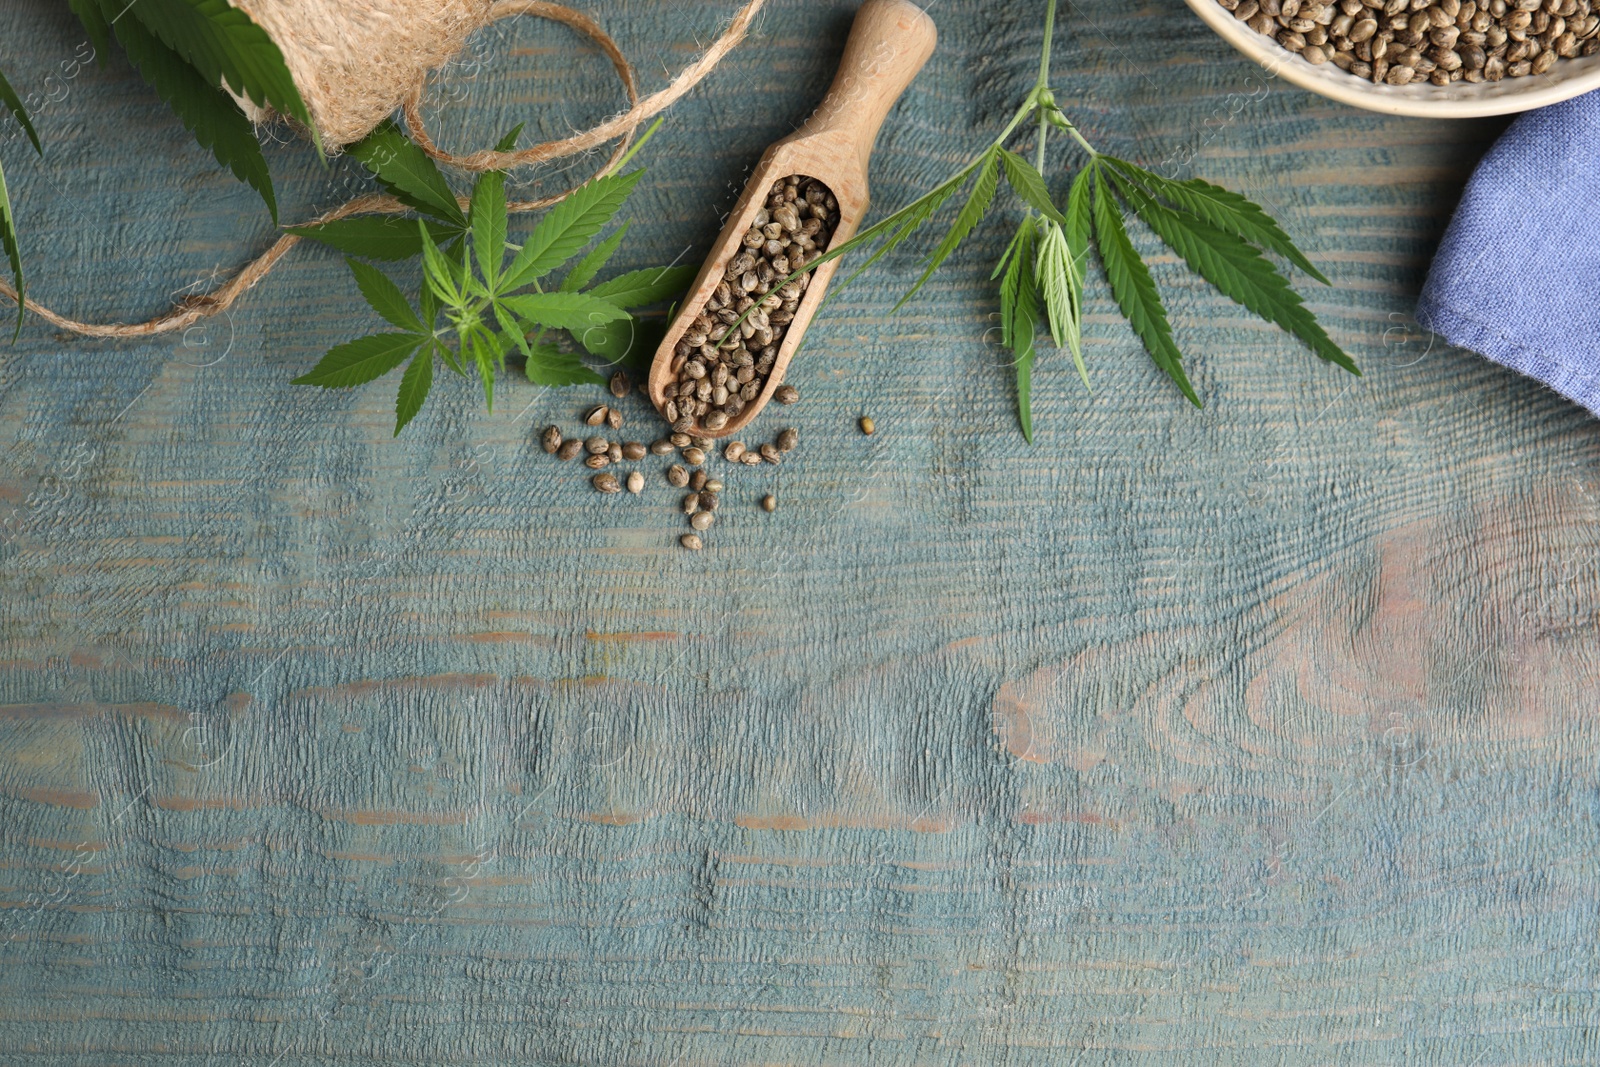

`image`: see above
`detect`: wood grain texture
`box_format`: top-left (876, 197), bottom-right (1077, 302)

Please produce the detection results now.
top-left (1, 0), bottom-right (1597, 1064)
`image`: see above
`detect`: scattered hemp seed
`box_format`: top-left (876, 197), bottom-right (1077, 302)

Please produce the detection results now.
top-left (859, 416), bottom-right (876, 435)
top-left (606, 408), bottom-right (623, 431)
top-left (545, 400), bottom-right (801, 547)
top-left (609, 370), bottom-right (630, 399)
top-left (774, 384), bottom-right (799, 405)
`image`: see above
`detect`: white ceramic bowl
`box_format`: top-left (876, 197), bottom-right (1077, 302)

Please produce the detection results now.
top-left (1183, 0), bottom-right (1600, 117)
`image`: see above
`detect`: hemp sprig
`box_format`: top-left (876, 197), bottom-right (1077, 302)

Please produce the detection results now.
top-left (732, 0), bottom-right (1359, 441)
top-left (0, 66), bottom-right (39, 340)
top-left (290, 122), bottom-right (693, 435)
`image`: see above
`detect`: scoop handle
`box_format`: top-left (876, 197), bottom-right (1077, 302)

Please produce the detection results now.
top-left (798, 0), bottom-right (937, 167)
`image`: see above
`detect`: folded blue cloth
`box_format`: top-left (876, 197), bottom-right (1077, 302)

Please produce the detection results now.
top-left (1416, 89), bottom-right (1600, 417)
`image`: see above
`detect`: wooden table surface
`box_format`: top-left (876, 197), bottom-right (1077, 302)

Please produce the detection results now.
top-left (2, 0), bottom-right (1597, 1063)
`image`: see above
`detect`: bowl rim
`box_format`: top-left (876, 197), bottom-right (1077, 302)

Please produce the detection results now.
top-left (1183, 0), bottom-right (1600, 118)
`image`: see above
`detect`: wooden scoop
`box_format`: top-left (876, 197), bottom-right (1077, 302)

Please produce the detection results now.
top-left (647, 0), bottom-right (937, 438)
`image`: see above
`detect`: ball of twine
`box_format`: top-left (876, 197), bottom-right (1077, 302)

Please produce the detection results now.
top-left (2, 0), bottom-right (770, 338)
top-left (232, 0), bottom-right (497, 151)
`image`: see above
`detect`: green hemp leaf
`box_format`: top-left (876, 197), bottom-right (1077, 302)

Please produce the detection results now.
top-left (65, 0), bottom-right (303, 219)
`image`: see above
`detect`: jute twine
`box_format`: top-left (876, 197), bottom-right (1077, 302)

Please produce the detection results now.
top-left (0, 0), bottom-right (770, 339)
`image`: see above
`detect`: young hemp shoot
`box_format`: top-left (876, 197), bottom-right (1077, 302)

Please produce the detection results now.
top-left (721, 0), bottom-right (1357, 442)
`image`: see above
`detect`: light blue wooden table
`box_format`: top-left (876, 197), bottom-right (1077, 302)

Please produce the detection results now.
top-left (2, 0), bottom-right (1598, 1063)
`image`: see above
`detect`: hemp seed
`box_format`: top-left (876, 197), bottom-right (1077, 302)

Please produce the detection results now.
top-left (761, 494), bottom-right (777, 512)
top-left (585, 405), bottom-right (609, 426)
top-left (660, 176), bottom-right (835, 433)
top-left (592, 472), bottom-right (621, 494)
top-left (777, 427), bottom-right (797, 452)
top-left (774, 384), bottom-right (799, 405)
top-left (556, 438), bottom-right (583, 461)
top-left (609, 370), bottom-right (630, 398)
top-left (1219, 0), bottom-right (1600, 86)
top-left (859, 416), bottom-right (875, 435)
top-left (626, 471), bottom-right (644, 494)
top-left (666, 464), bottom-right (689, 488)
top-left (724, 441), bottom-right (747, 462)
top-left (622, 441), bottom-right (647, 461)
top-left (584, 453), bottom-right (610, 470)
top-left (680, 533), bottom-right (703, 551)
top-left (541, 426), bottom-right (562, 453)
top-left (690, 511), bottom-right (715, 531)
top-left (584, 435), bottom-right (609, 455)
top-left (682, 446), bottom-right (706, 466)
top-left (650, 439), bottom-right (676, 455)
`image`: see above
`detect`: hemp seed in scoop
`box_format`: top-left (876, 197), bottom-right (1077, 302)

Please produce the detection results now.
top-left (660, 176), bottom-right (839, 433)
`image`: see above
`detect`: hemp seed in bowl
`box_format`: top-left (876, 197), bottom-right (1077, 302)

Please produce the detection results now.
top-left (1220, 0), bottom-right (1600, 86)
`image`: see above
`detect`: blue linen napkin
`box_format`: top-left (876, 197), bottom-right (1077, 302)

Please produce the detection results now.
top-left (1416, 90), bottom-right (1600, 417)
